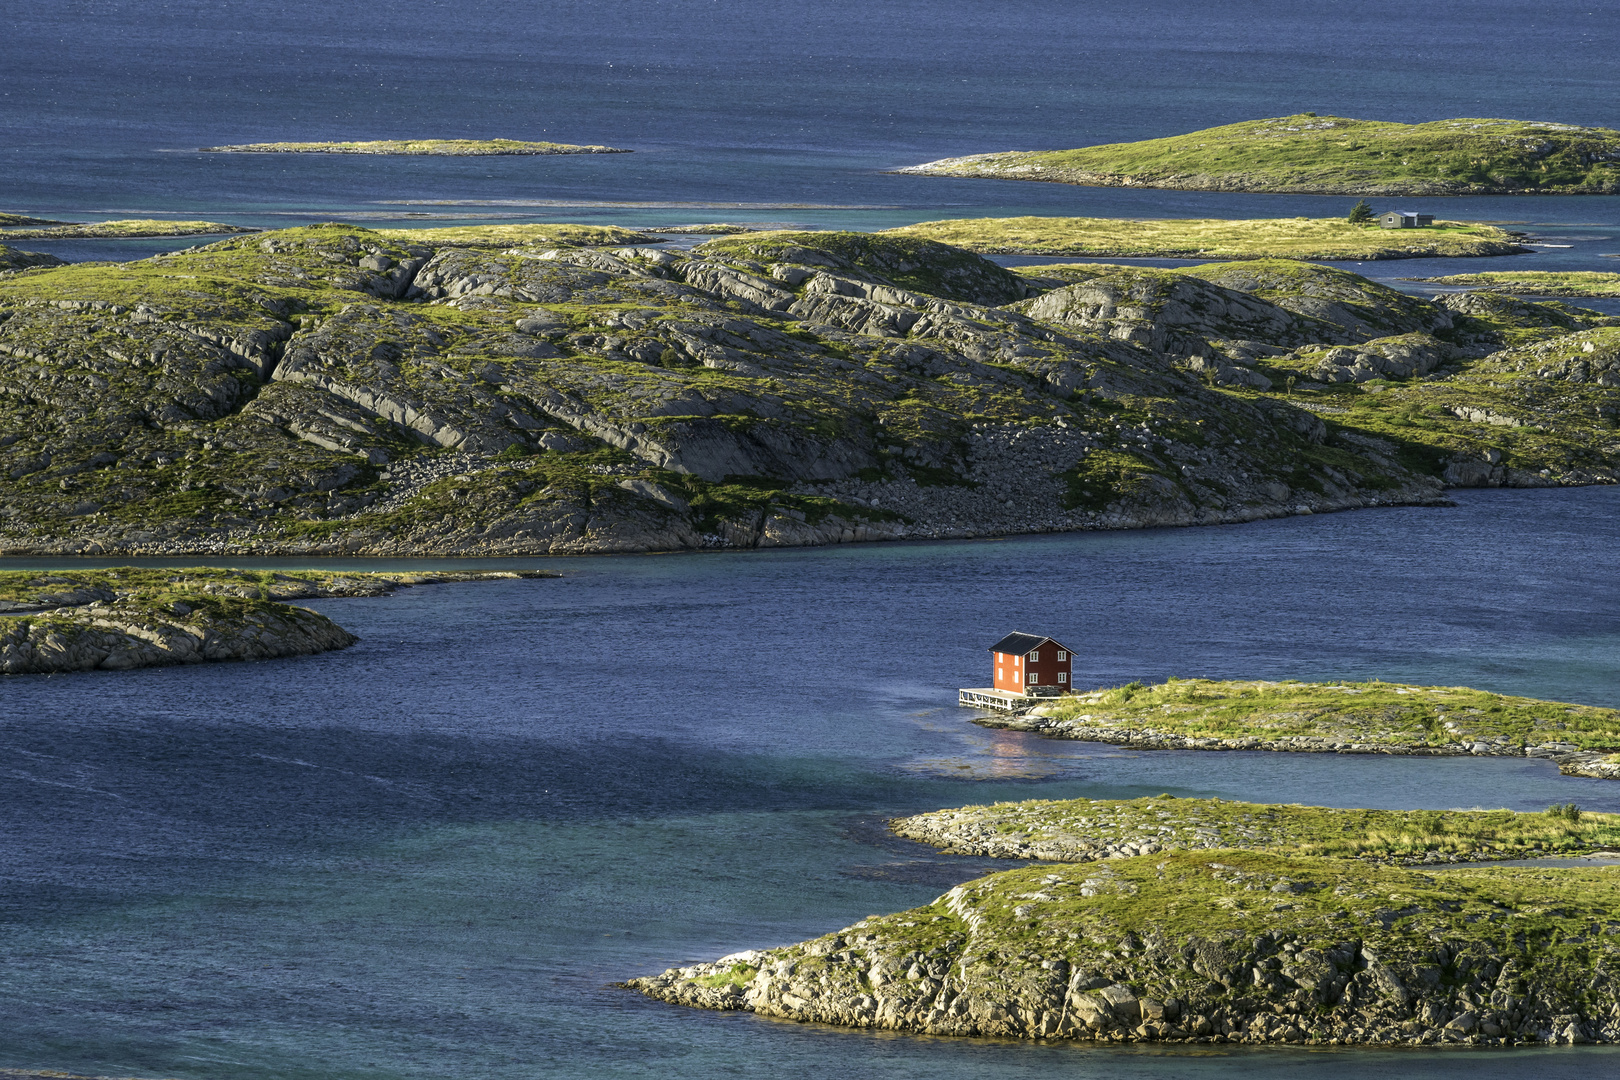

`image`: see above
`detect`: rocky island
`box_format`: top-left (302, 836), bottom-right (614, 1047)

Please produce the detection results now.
top-left (1408, 271), bottom-right (1620, 298)
top-left (0, 224), bottom-right (1616, 556)
top-left (1, 219), bottom-right (256, 240)
top-left (199, 139), bottom-right (628, 156)
top-left (0, 566), bottom-right (553, 674)
top-left (628, 795), bottom-right (1620, 1046)
top-left (971, 678), bottom-right (1620, 780)
top-left (899, 114), bottom-right (1620, 195)
top-left (0, 213), bottom-right (67, 227)
top-left (371, 223), bottom-right (656, 248)
top-left (893, 795), bottom-right (1620, 865)
top-left (0, 244), bottom-right (66, 272)
top-left (884, 216), bottom-right (1528, 260)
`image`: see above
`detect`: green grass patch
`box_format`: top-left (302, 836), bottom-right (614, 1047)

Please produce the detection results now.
top-left (884, 216), bottom-right (1524, 260)
top-left (1058, 449), bottom-right (1170, 511)
top-left (692, 963), bottom-right (759, 989)
top-left (1406, 271), bottom-right (1620, 297)
top-left (1041, 677), bottom-right (1620, 751)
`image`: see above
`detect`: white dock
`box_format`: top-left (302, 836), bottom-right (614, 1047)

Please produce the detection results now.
top-left (958, 687), bottom-right (1041, 711)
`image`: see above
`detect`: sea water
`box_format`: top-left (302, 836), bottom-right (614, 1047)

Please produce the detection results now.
top-left (4, 487), bottom-right (1620, 1078)
top-left (4, 0), bottom-right (1620, 278)
top-left (6, 2), bottom-right (1620, 1074)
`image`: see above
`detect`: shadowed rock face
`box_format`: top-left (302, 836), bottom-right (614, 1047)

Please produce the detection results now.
top-left (0, 244), bottom-right (66, 273)
top-left (1184, 260), bottom-right (1454, 342)
top-left (695, 230), bottom-right (1036, 307)
top-left (0, 223), bottom-right (1614, 555)
top-left (1290, 334), bottom-right (1455, 384)
top-left (1024, 270), bottom-right (1324, 356)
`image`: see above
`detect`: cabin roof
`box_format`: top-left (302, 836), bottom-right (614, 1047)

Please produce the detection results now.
top-left (988, 631), bottom-right (1070, 655)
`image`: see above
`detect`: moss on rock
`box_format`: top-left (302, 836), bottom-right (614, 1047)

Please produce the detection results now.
top-left (628, 847), bottom-right (1620, 1045)
top-left (0, 223), bottom-right (1615, 556)
top-left (0, 566), bottom-right (554, 674)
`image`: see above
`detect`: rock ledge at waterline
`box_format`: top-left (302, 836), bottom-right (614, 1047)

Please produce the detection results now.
top-left (970, 679), bottom-right (1620, 781)
top-left (627, 841), bottom-right (1620, 1045)
top-left (0, 567), bottom-right (553, 674)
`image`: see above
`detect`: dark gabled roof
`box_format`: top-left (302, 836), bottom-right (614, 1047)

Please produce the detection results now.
top-left (988, 631), bottom-right (1071, 656)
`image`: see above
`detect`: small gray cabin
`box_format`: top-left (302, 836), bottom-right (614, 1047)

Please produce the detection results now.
top-left (1380, 211), bottom-right (1435, 229)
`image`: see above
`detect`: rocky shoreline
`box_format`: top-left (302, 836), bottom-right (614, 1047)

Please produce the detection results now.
top-left (0, 568), bottom-right (554, 674)
top-left (896, 114), bottom-right (1620, 197)
top-left (626, 849), bottom-right (1620, 1047)
top-left (0, 481), bottom-right (1448, 557)
top-left (0, 600), bottom-right (356, 674)
top-left (890, 796), bottom-right (1620, 867)
top-left (896, 159), bottom-right (1620, 197)
top-left (0, 219), bottom-right (254, 240)
top-left (972, 707), bottom-right (1620, 781)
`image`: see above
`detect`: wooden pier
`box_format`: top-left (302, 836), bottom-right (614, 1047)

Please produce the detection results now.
top-left (958, 687), bottom-right (1043, 711)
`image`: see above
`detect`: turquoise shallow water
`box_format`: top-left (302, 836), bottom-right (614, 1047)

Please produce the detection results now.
top-left (4, 488), bottom-right (1620, 1077)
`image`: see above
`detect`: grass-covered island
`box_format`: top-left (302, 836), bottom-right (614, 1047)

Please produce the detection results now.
top-left (0, 219), bottom-right (256, 240)
top-left (883, 216), bottom-right (1527, 260)
top-left (973, 679), bottom-right (1620, 780)
top-left (2, 225), bottom-right (1620, 557)
top-left (1408, 271), bottom-right (1620, 298)
top-left (370, 223), bottom-right (656, 248)
top-left (628, 803), bottom-right (1620, 1045)
top-left (899, 114), bottom-right (1620, 195)
top-left (894, 795), bottom-right (1620, 865)
top-left (199, 139), bottom-right (628, 156)
top-left (0, 566), bottom-right (553, 674)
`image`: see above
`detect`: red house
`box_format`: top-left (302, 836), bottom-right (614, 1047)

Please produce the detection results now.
top-left (989, 632), bottom-right (1073, 694)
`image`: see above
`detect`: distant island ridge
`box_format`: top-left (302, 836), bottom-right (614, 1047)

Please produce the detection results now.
top-left (899, 114), bottom-right (1620, 195)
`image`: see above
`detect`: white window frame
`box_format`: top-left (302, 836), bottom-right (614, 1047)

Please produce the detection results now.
top-left (1058, 672), bottom-right (1067, 684)
top-left (1026, 670), bottom-right (1037, 684)
top-left (1029, 650), bottom-right (1039, 662)
top-left (997, 667), bottom-right (1003, 680)
top-left (1057, 650), bottom-right (1067, 661)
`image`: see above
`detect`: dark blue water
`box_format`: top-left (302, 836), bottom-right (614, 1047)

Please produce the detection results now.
top-left (5, 488), bottom-right (1620, 1078)
top-left (5, 0), bottom-right (1620, 277)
